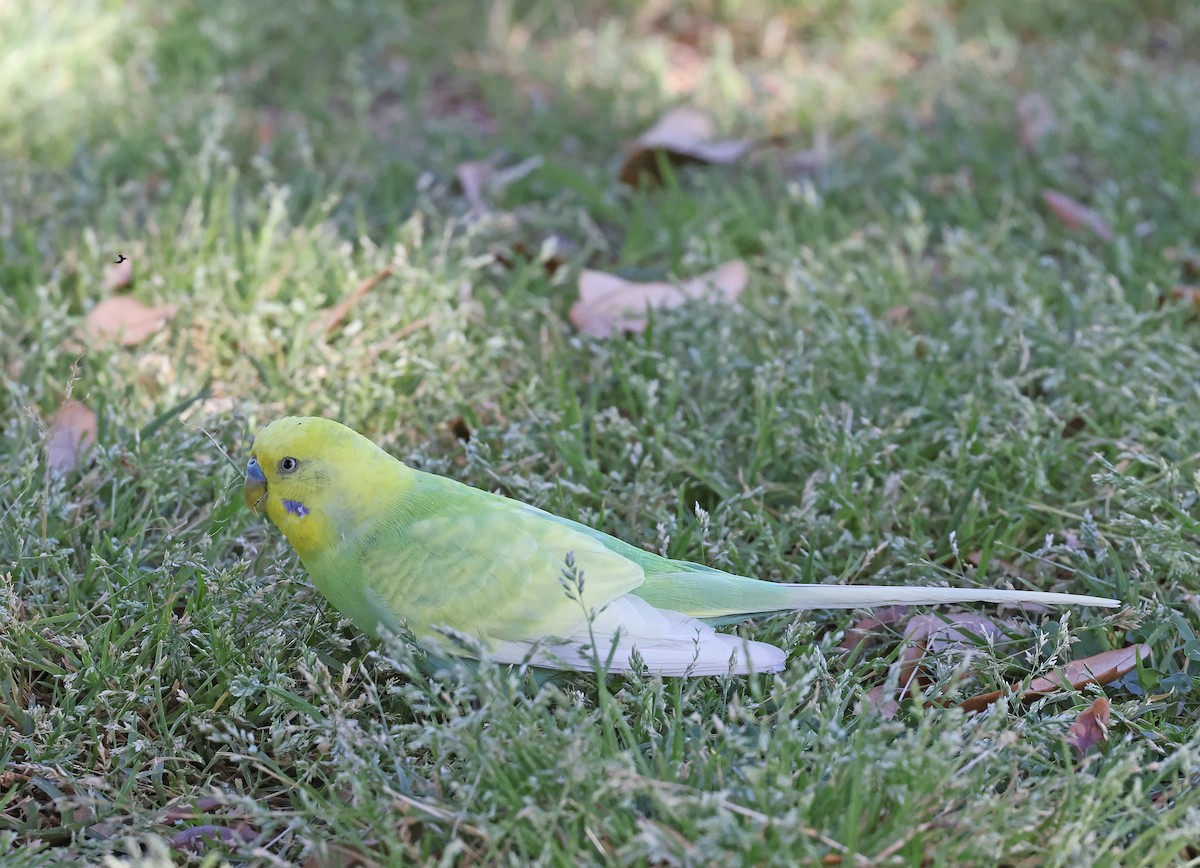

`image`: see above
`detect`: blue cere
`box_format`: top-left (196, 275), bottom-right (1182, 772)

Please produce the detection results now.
top-left (246, 457), bottom-right (266, 482)
top-left (283, 499), bottom-right (310, 517)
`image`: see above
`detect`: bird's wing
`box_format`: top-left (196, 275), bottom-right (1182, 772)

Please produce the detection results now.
top-left (357, 480), bottom-right (646, 652)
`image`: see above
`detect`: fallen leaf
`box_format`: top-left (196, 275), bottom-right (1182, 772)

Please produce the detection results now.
top-left (569, 260), bottom-right (747, 338)
top-left (104, 257), bottom-right (133, 291)
top-left (1042, 190), bottom-right (1114, 242)
top-left (924, 168), bottom-right (974, 197)
top-left (85, 296), bottom-right (176, 346)
top-left (47, 400), bottom-right (98, 477)
top-left (961, 644), bottom-right (1149, 713)
top-left (1170, 285), bottom-right (1200, 314)
top-left (424, 76), bottom-right (498, 135)
top-left (314, 267), bottom-right (395, 335)
top-left (1025, 645), bottom-right (1148, 694)
top-left (1163, 246), bottom-right (1200, 278)
top-left (904, 613), bottom-right (1011, 655)
top-left (1016, 93), bottom-right (1056, 150)
top-left (456, 160), bottom-right (493, 213)
top-left (168, 823), bottom-right (257, 854)
top-left (492, 235), bottom-right (576, 277)
top-left (1066, 696), bottom-right (1111, 755)
top-left (785, 128), bottom-right (833, 174)
top-left (898, 613), bottom-right (1012, 691)
top-left (619, 107), bottom-right (750, 186)
top-left (448, 416), bottom-right (471, 442)
top-left (255, 106), bottom-right (283, 148)
top-left (864, 683), bottom-right (899, 719)
top-left (162, 796), bottom-right (225, 823)
top-left (838, 606), bottom-right (910, 652)
top-left (304, 842), bottom-right (381, 868)
top-left (1061, 415), bottom-right (1087, 438)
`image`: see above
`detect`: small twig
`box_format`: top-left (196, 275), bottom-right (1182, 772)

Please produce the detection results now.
top-left (362, 315), bottom-right (435, 366)
top-left (314, 266), bottom-right (395, 334)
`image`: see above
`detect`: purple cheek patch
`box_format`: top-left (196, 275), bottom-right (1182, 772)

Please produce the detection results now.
top-left (283, 499), bottom-right (310, 517)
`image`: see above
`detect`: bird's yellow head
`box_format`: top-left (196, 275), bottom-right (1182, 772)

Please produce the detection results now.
top-left (244, 416), bottom-right (407, 559)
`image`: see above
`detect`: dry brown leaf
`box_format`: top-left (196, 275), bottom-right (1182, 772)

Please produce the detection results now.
top-left (168, 823), bottom-right (258, 854)
top-left (1042, 190), bottom-right (1114, 242)
top-left (924, 168), bottom-right (974, 198)
top-left (569, 260), bottom-right (747, 339)
top-left (492, 235), bottom-right (575, 277)
top-left (424, 76), bottom-right (498, 135)
top-left (162, 796), bottom-right (225, 823)
top-left (1170, 285), bottom-right (1200, 314)
top-left (619, 107), bottom-right (750, 186)
top-left (85, 296), bottom-right (176, 346)
top-left (904, 613), bottom-right (1010, 655)
top-left (47, 399), bottom-right (98, 477)
top-left (838, 606), bottom-right (910, 652)
top-left (960, 644), bottom-right (1149, 713)
top-left (456, 160), bottom-right (493, 213)
top-left (898, 613), bottom-right (1011, 692)
top-left (448, 416), bottom-right (471, 442)
top-left (1017, 92), bottom-right (1056, 150)
top-left (665, 42), bottom-right (706, 95)
top-left (304, 842), bottom-right (381, 868)
top-left (785, 128), bottom-right (833, 175)
top-left (104, 257), bottom-right (133, 291)
top-left (1066, 696), bottom-right (1112, 755)
top-left (865, 683), bottom-right (899, 720)
top-left (314, 267), bottom-right (395, 335)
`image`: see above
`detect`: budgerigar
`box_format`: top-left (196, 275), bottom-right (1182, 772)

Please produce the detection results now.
top-left (244, 417), bottom-right (1118, 676)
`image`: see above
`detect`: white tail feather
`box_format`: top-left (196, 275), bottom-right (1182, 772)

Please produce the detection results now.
top-left (485, 595), bottom-right (786, 676)
top-left (472, 586), bottom-right (1117, 677)
top-left (776, 585), bottom-right (1118, 609)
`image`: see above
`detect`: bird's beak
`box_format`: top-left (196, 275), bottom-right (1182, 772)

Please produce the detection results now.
top-left (245, 456), bottom-right (268, 513)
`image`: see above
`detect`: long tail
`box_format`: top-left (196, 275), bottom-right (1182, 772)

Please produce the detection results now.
top-left (633, 569), bottom-right (1120, 624)
top-left (769, 584), bottom-right (1119, 610)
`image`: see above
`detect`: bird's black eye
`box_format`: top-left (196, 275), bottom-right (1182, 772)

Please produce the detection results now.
top-left (278, 457), bottom-right (298, 474)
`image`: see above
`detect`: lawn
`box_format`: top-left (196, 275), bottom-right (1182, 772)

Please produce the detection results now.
top-left (3, 0), bottom-right (1200, 864)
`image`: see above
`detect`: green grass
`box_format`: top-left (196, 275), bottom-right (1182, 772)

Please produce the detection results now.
top-left (3, 0), bottom-right (1200, 863)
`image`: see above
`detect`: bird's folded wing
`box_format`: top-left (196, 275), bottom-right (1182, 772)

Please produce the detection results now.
top-left (359, 491), bottom-right (646, 648)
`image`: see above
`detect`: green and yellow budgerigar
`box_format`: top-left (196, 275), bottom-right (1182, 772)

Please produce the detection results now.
top-left (244, 417), bottom-right (1119, 676)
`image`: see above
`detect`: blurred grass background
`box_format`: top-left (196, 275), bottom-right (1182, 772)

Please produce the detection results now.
top-left (2, 0), bottom-right (1200, 864)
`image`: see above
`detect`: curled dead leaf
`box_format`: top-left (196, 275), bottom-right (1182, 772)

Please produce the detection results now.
top-left (904, 613), bottom-right (1011, 655)
top-left (865, 683), bottom-right (899, 720)
top-left (1169, 286), bottom-right (1200, 314)
top-left (1016, 92), bottom-right (1056, 150)
top-left (924, 168), bottom-right (974, 198)
top-left (619, 107), bottom-right (750, 186)
top-left (47, 399), bottom-right (98, 477)
top-left (569, 260), bottom-right (747, 339)
top-left (492, 235), bottom-right (576, 277)
top-left (838, 606), bottom-right (910, 652)
top-left (104, 256), bottom-right (133, 291)
top-left (168, 823), bottom-right (258, 854)
top-left (456, 160), bottom-right (493, 213)
top-left (448, 416), bottom-right (471, 442)
top-left (785, 128), bottom-right (833, 175)
top-left (315, 267), bottom-right (395, 335)
top-left (86, 296), bottom-right (176, 346)
top-left (1066, 696), bottom-right (1111, 755)
top-left (1042, 190), bottom-right (1114, 242)
top-left (961, 644), bottom-right (1149, 713)
top-left (897, 613), bottom-right (1013, 694)
top-left (304, 841), bottom-right (382, 868)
